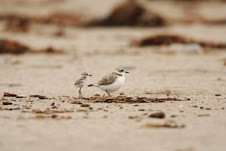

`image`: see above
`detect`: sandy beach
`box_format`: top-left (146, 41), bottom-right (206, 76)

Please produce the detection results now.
top-left (0, 0), bottom-right (226, 151)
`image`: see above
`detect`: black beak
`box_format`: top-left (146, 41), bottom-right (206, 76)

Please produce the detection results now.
top-left (125, 71), bottom-right (129, 73)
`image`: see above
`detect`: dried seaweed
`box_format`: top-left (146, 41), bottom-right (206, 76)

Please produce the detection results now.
top-left (142, 120), bottom-right (185, 129)
top-left (0, 39), bottom-right (64, 54)
top-left (183, 18), bottom-right (226, 25)
top-left (3, 92), bottom-right (18, 97)
top-left (0, 14), bottom-right (30, 33)
top-left (0, 40), bottom-right (30, 54)
top-left (30, 95), bottom-right (48, 99)
top-left (0, 12), bottom-right (81, 28)
top-left (85, 0), bottom-right (166, 27)
top-left (33, 114), bottom-right (72, 120)
top-left (89, 96), bottom-right (183, 103)
top-left (2, 102), bottom-right (13, 105)
top-left (33, 12), bottom-right (81, 26)
top-left (132, 34), bottom-right (226, 49)
top-left (0, 0), bottom-right (226, 29)
top-left (33, 108), bottom-right (74, 114)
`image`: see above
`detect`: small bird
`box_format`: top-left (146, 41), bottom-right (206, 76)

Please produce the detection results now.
top-left (88, 68), bottom-right (129, 96)
top-left (74, 72), bottom-right (92, 99)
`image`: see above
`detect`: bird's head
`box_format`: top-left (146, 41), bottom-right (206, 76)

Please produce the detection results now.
top-left (115, 68), bottom-right (129, 75)
top-left (81, 72), bottom-right (92, 77)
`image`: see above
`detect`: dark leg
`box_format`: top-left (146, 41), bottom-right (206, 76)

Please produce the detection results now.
top-left (106, 91), bottom-right (111, 96)
top-left (79, 88), bottom-right (82, 99)
top-left (80, 88), bottom-right (83, 99)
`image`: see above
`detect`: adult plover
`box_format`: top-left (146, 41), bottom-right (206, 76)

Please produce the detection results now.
top-left (88, 68), bottom-right (129, 96)
top-left (74, 72), bottom-right (92, 99)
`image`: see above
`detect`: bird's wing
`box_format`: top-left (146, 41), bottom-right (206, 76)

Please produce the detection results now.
top-left (74, 77), bottom-right (85, 85)
top-left (98, 72), bottom-right (118, 85)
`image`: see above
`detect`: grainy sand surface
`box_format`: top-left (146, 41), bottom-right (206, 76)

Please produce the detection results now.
top-left (0, 0), bottom-right (226, 151)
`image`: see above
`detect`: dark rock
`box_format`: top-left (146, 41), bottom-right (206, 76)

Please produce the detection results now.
top-left (149, 111), bottom-right (165, 119)
top-left (132, 34), bottom-right (226, 49)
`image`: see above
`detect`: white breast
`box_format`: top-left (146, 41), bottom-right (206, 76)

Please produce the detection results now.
top-left (98, 76), bottom-right (125, 93)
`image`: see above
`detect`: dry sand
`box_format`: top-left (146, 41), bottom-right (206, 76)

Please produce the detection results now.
top-left (0, 0), bottom-right (226, 151)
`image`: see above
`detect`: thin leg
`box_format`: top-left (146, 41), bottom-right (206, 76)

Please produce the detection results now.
top-left (78, 89), bottom-right (80, 99)
top-left (106, 91), bottom-right (111, 96)
top-left (80, 88), bottom-right (83, 99)
top-left (78, 88), bottom-right (82, 99)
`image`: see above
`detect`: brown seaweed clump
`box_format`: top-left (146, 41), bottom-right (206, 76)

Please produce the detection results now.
top-left (0, 39), bottom-right (64, 54)
top-left (0, 14), bottom-right (31, 33)
top-left (3, 92), bottom-right (18, 97)
top-left (132, 34), bottom-right (226, 49)
top-left (33, 12), bottom-right (81, 26)
top-left (0, 39), bottom-right (30, 54)
top-left (89, 96), bottom-right (183, 103)
top-left (33, 114), bottom-right (72, 120)
top-left (85, 0), bottom-right (166, 27)
top-left (0, 12), bottom-right (81, 31)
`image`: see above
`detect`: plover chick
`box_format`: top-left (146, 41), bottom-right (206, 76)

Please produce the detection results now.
top-left (74, 72), bottom-right (92, 99)
top-left (88, 68), bottom-right (129, 96)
